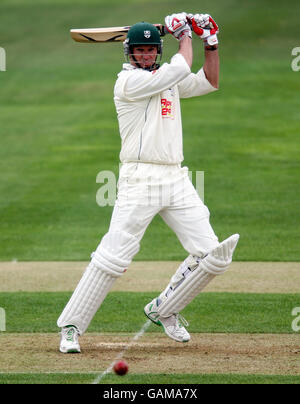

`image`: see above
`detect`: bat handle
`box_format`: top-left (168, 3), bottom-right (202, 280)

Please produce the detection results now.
top-left (161, 26), bottom-right (168, 36)
top-left (159, 24), bottom-right (194, 36)
top-left (155, 25), bottom-right (168, 37)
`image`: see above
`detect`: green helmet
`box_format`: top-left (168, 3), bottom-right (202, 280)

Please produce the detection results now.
top-left (123, 22), bottom-right (163, 59)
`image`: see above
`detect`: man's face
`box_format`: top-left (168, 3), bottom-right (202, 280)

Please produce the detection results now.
top-left (130, 45), bottom-right (158, 69)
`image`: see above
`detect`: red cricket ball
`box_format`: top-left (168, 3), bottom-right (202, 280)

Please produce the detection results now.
top-left (113, 360), bottom-right (129, 376)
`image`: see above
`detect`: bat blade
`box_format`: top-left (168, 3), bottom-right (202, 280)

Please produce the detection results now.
top-left (70, 24), bottom-right (166, 43)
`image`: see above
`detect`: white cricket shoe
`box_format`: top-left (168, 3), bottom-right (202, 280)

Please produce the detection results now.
top-left (144, 298), bottom-right (190, 343)
top-left (59, 326), bottom-right (81, 353)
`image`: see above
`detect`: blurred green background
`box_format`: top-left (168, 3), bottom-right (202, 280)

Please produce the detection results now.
top-left (0, 0), bottom-right (299, 261)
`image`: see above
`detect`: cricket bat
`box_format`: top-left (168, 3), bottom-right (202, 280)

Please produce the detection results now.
top-left (70, 24), bottom-right (167, 43)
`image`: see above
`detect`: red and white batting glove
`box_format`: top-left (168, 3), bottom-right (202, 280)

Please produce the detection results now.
top-left (165, 13), bottom-right (192, 40)
top-left (187, 13), bottom-right (219, 46)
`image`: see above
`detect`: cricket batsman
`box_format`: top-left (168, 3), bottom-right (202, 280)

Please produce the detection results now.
top-left (57, 12), bottom-right (239, 353)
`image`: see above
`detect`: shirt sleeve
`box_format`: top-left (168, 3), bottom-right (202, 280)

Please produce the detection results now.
top-left (116, 54), bottom-right (191, 101)
top-left (177, 67), bottom-right (218, 98)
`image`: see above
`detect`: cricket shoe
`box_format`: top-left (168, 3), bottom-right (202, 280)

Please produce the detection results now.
top-left (59, 325), bottom-right (81, 353)
top-left (144, 298), bottom-right (190, 343)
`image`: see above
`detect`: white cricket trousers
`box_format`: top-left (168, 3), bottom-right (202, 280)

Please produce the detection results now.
top-left (111, 162), bottom-right (219, 257)
top-left (57, 162), bottom-right (219, 333)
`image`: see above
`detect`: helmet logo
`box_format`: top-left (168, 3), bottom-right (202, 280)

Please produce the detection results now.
top-left (144, 30), bottom-right (151, 38)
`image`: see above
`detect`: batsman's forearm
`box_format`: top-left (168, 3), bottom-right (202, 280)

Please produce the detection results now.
top-left (178, 36), bottom-right (193, 68)
top-left (203, 48), bottom-right (219, 89)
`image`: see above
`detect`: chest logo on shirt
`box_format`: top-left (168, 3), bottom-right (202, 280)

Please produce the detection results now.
top-left (161, 98), bottom-right (174, 119)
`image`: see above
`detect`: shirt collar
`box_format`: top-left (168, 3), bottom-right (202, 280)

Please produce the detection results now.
top-left (122, 63), bottom-right (137, 71)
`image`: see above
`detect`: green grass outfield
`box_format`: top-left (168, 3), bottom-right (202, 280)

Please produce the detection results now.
top-left (0, 291), bottom-right (298, 334)
top-left (0, 0), bottom-right (299, 261)
top-left (1, 373), bottom-right (299, 385)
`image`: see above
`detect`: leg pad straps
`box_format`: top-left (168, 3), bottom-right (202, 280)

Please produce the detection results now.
top-left (157, 234), bottom-right (239, 317)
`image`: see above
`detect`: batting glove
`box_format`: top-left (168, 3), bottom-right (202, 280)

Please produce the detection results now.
top-left (187, 13), bottom-right (219, 46)
top-left (165, 13), bottom-right (192, 40)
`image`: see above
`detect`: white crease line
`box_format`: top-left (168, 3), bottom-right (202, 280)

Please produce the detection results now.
top-left (92, 319), bottom-right (152, 384)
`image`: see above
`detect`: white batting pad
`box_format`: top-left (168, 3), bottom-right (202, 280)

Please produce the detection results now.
top-left (57, 262), bottom-right (116, 334)
top-left (92, 230), bottom-right (140, 277)
top-left (157, 234), bottom-right (239, 317)
top-left (57, 230), bottom-right (140, 335)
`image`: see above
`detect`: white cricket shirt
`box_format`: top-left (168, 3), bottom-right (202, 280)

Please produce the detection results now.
top-left (114, 53), bottom-right (217, 165)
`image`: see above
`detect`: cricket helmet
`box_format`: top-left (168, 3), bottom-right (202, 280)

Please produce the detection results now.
top-left (123, 22), bottom-right (163, 69)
